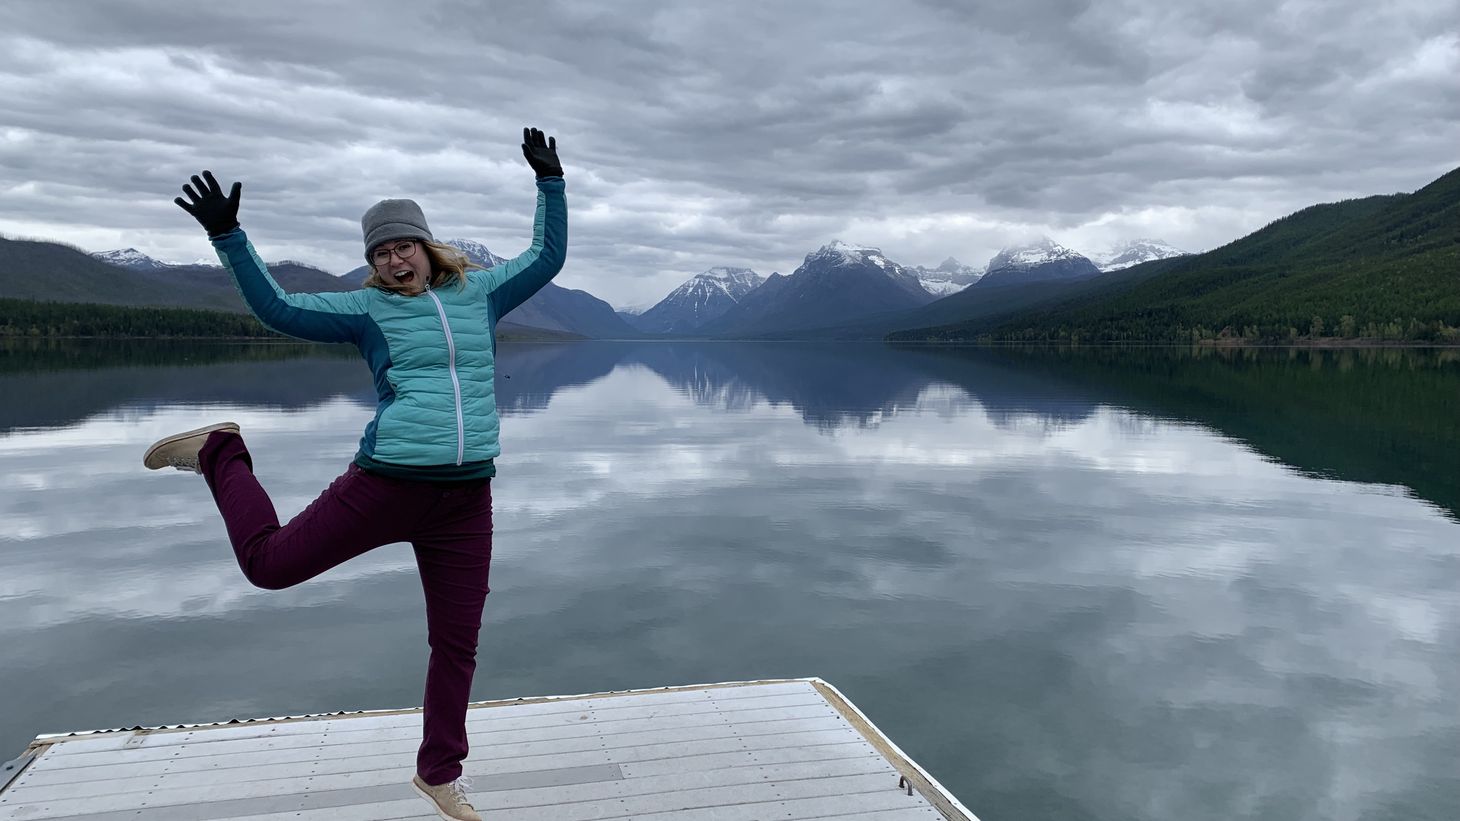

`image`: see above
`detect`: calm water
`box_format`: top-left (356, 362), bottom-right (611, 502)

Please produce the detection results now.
top-left (2, 340), bottom-right (1458, 821)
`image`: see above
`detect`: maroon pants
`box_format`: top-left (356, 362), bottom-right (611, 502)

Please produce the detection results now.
top-left (198, 431), bottom-right (492, 786)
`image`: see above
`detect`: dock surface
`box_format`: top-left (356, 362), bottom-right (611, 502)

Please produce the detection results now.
top-left (1, 678), bottom-right (977, 820)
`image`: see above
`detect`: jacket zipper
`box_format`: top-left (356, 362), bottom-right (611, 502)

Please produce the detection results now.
top-left (425, 287), bottom-right (466, 466)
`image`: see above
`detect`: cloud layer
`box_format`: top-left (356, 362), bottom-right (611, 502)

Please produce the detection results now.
top-left (2, 0), bottom-right (1457, 306)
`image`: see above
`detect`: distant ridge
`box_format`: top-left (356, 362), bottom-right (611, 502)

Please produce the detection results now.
top-left (890, 165), bottom-right (1460, 343)
top-left (5, 235), bottom-right (637, 340)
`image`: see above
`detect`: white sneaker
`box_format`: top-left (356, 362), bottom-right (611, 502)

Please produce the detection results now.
top-left (411, 774), bottom-right (481, 821)
top-left (142, 422), bottom-right (240, 473)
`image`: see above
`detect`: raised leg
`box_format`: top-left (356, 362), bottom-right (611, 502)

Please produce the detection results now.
top-left (198, 431), bottom-right (414, 589)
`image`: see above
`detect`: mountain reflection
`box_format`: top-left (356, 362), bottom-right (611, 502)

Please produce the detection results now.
top-left (0, 340), bottom-right (371, 434)
top-left (623, 342), bottom-right (935, 430)
top-left (919, 345), bottom-right (1460, 523)
top-left (2, 339), bottom-right (1454, 521)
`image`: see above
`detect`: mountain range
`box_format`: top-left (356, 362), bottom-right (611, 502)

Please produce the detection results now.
top-left (0, 228), bottom-right (1207, 340)
top-left (9, 232), bottom-right (1160, 340)
top-left (0, 237), bottom-right (354, 315)
top-left (697, 241), bottom-right (940, 337)
top-left (6, 164), bottom-right (1454, 344)
top-left (11, 238), bottom-right (633, 340)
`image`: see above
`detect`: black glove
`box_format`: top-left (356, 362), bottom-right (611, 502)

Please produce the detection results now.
top-left (521, 127), bottom-right (563, 178)
top-left (174, 170), bottom-right (241, 236)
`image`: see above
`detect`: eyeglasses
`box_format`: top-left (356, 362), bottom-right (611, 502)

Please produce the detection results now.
top-left (371, 240), bottom-right (418, 266)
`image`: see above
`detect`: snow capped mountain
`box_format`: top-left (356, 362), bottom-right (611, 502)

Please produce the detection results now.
top-left (700, 240), bottom-right (938, 337)
top-left (986, 237), bottom-right (1087, 271)
top-left (92, 248), bottom-right (173, 270)
top-left (803, 240), bottom-right (931, 296)
top-left (698, 266), bottom-right (764, 297)
top-left (634, 266), bottom-right (766, 334)
top-left (977, 237), bottom-right (1101, 289)
top-left (908, 257), bottom-right (982, 296)
top-left (1092, 238), bottom-right (1189, 271)
top-left (445, 238), bottom-right (507, 268)
top-left (810, 239), bottom-right (896, 269)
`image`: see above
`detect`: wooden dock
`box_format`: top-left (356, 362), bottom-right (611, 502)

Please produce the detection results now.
top-left (1, 678), bottom-right (978, 820)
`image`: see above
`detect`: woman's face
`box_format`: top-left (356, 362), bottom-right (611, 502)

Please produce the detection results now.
top-left (371, 239), bottom-right (431, 295)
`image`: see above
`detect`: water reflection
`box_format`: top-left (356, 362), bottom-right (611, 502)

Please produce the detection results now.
top-left (4, 341), bottom-right (1453, 521)
top-left (1, 340), bottom-right (1457, 821)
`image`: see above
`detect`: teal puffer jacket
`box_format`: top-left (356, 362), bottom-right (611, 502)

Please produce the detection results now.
top-left (210, 177), bottom-right (566, 479)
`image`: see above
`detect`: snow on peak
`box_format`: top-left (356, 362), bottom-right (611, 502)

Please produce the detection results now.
top-left (1094, 238), bottom-right (1189, 271)
top-left (986, 237), bottom-right (1086, 271)
top-left (822, 239), bottom-right (879, 253)
top-left (909, 256), bottom-right (981, 295)
top-left (637, 265), bottom-right (768, 331)
top-left (92, 248), bottom-right (169, 269)
top-left (663, 267), bottom-right (764, 304)
top-left (810, 239), bottom-right (898, 271)
top-left (699, 266), bottom-right (759, 281)
top-left (445, 238), bottom-right (506, 267)
top-left (919, 278), bottom-right (970, 296)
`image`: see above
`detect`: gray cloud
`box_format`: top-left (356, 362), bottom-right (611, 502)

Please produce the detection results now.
top-left (1, 0), bottom-right (1457, 307)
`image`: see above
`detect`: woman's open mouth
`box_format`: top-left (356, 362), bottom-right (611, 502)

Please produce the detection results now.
top-left (395, 271), bottom-right (416, 284)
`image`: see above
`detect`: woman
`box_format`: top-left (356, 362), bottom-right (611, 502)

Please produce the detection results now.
top-left (143, 127), bottom-right (566, 821)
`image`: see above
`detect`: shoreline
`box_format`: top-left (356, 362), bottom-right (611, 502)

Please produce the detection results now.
top-left (1194, 338), bottom-right (1460, 349)
top-left (888, 338), bottom-right (1460, 350)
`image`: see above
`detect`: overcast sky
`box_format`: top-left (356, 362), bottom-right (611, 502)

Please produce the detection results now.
top-left (2, 0), bottom-right (1457, 308)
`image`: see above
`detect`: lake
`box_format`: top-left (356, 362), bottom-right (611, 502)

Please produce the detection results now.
top-left (1, 340), bottom-right (1457, 821)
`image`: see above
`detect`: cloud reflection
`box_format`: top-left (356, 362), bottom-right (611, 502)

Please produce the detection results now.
top-left (1, 342), bottom-right (1457, 821)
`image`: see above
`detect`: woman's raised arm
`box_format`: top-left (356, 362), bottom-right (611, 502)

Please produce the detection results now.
top-left (480, 129), bottom-right (569, 320)
top-left (176, 171), bottom-right (370, 344)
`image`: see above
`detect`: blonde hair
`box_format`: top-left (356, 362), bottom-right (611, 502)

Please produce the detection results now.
top-left (363, 239), bottom-right (479, 293)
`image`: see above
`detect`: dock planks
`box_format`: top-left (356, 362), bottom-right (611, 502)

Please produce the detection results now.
top-left (1, 678), bottom-right (976, 820)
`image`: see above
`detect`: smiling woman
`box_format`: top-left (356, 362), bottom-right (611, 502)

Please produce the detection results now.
top-left (363, 236), bottom-right (477, 295)
top-left (357, 202), bottom-right (472, 295)
top-left (153, 126), bottom-right (568, 821)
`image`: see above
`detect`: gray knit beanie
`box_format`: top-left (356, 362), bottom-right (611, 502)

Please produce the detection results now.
top-left (361, 198), bottom-right (434, 260)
